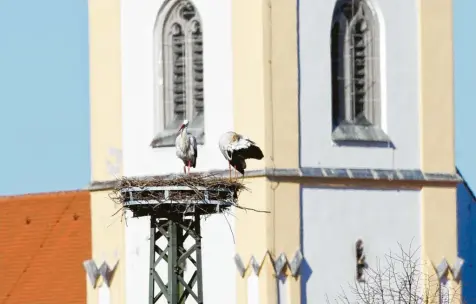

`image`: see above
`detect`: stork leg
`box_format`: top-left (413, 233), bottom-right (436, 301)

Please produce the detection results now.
top-left (188, 160), bottom-right (191, 174)
top-left (183, 166), bottom-right (186, 174)
top-left (229, 163), bottom-right (231, 181)
top-left (234, 165), bottom-right (238, 180)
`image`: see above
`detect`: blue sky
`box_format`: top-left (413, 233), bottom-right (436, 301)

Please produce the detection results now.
top-left (0, 0), bottom-right (90, 195)
top-left (454, 1), bottom-right (476, 300)
top-left (454, 0), bottom-right (476, 189)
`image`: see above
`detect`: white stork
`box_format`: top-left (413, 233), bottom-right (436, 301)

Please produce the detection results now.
top-left (176, 120), bottom-right (198, 174)
top-left (218, 131), bottom-right (264, 179)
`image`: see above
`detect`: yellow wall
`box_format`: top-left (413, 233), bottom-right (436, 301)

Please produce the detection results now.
top-left (89, 0), bottom-right (123, 182)
top-left (419, 0), bottom-right (454, 175)
top-left (232, 0), bottom-right (300, 302)
top-left (419, 0), bottom-right (458, 301)
top-left (87, 191), bottom-right (126, 304)
top-left (88, 0), bottom-right (124, 302)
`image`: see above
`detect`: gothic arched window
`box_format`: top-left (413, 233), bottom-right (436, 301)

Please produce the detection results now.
top-left (151, 0), bottom-right (204, 147)
top-left (330, 0), bottom-right (389, 143)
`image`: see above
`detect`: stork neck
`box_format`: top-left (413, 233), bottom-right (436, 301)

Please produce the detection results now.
top-left (180, 126), bottom-right (188, 143)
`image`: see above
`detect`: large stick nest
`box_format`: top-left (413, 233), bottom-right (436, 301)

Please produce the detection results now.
top-left (110, 173), bottom-right (251, 218)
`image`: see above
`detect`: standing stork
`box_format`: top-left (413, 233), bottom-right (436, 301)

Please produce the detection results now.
top-left (218, 131), bottom-right (264, 179)
top-left (176, 120), bottom-right (198, 174)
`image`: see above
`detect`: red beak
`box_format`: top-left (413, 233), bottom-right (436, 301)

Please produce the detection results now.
top-left (178, 124), bottom-right (184, 131)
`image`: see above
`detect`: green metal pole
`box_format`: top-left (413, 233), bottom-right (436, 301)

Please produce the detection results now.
top-left (168, 220), bottom-right (179, 303)
top-left (177, 222), bottom-right (185, 304)
top-left (149, 217), bottom-right (157, 304)
top-left (195, 212), bottom-right (204, 303)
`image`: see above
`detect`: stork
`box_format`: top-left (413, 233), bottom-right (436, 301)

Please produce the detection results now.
top-left (176, 120), bottom-right (198, 174)
top-left (218, 131), bottom-right (264, 179)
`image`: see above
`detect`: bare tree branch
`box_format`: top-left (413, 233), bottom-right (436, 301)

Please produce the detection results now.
top-left (326, 243), bottom-right (464, 304)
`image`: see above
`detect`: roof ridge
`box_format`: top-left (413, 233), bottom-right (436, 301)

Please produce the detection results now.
top-left (0, 189), bottom-right (89, 200)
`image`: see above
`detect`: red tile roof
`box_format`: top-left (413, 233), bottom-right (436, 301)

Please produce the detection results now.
top-left (0, 191), bottom-right (91, 304)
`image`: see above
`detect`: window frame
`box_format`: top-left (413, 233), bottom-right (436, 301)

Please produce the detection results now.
top-left (151, 0), bottom-right (205, 148)
top-left (330, 0), bottom-right (390, 144)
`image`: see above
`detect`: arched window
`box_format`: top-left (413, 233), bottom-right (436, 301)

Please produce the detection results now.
top-left (151, 0), bottom-right (204, 147)
top-left (330, 0), bottom-right (389, 143)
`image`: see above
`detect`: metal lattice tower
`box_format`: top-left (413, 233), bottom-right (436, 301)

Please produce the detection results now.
top-left (149, 215), bottom-right (203, 303)
top-left (121, 185), bottom-right (235, 304)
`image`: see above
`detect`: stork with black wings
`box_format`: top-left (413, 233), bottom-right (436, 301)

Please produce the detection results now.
top-left (218, 131), bottom-right (264, 179)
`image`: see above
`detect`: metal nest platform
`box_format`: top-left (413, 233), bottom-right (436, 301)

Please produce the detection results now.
top-left (114, 174), bottom-right (246, 218)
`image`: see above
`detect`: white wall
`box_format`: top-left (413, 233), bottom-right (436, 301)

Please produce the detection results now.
top-left (124, 212), bottom-right (150, 304)
top-left (120, 0), bottom-right (236, 302)
top-left (301, 188), bottom-right (421, 303)
top-left (299, 0), bottom-right (421, 169)
top-left (201, 213), bottom-right (236, 304)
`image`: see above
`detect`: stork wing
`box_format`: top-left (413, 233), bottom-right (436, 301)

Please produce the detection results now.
top-left (241, 135), bottom-right (256, 145)
top-left (189, 134), bottom-right (198, 167)
top-left (218, 131), bottom-right (262, 161)
top-left (189, 135), bottom-right (197, 156)
top-left (230, 135), bottom-right (263, 160)
top-left (230, 137), bottom-right (251, 151)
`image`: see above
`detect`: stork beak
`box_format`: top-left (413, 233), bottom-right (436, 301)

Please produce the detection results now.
top-left (178, 124), bottom-right (184, 132)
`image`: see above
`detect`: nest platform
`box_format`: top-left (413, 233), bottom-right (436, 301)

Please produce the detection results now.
top-left (115, 174), bottom-right (246, 218)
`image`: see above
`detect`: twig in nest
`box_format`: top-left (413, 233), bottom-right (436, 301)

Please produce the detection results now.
top-left (235, 205), bottom-right (270, 214)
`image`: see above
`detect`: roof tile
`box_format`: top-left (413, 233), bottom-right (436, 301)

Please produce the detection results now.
top-left (0, 191), bottom-right (91, 304)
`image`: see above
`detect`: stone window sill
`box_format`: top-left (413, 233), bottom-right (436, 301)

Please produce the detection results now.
top-left (331, 122), bottom-right (391, 144)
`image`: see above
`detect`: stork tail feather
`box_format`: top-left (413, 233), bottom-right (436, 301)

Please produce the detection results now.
top-left (234, 164), bottom-right (245, 175)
